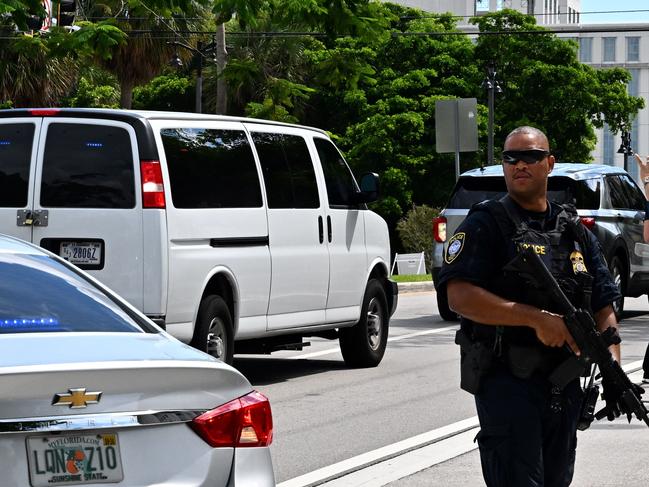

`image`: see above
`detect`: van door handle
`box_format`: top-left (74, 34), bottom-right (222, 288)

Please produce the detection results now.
top-left (327, 216), bottom-right (332, 243)
top-left (318, 216), bottom-right (324, 244)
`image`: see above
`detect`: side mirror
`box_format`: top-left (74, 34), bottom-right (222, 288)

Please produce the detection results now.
top-left (355, 172), bottom-right (380, 204)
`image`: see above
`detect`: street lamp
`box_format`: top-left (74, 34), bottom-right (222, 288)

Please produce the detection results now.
top-left (482, 61), bottom-right (503, 167)
top-left (168, 40), bottom-right (215, 114)
top-left (617, 125), bottom-right (633, 172)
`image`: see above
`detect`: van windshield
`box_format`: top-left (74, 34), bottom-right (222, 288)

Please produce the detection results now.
top-left (447, 176), bottom-right (600, 210)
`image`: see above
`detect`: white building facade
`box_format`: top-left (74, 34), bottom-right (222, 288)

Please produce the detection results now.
top-left (388, 0), bottom-right (647, 181)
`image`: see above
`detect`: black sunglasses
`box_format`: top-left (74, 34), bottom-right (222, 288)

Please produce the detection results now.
top-left (502, 150), bottom-right (550, 164)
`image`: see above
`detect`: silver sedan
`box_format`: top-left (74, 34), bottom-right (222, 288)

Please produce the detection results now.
top-left (0, 235), bottom-right (275, 486)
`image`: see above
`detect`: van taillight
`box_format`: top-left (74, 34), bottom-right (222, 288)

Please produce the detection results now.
top-left (190, 391), bottom-right (273, 448)
top-left (140, 160), bottom-right (166, 208)
top-left (580, 217), bottom-right (596, 230)
top-left (28, 109), bottom-right (60, 116)
top-left (433, 216), bottom-right (447, 243)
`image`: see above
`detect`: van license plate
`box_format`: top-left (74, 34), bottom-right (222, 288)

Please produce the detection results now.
top-left (26, 433), bottom-right (124, 486)
top-left (60, 242), bottom-right (102, 265)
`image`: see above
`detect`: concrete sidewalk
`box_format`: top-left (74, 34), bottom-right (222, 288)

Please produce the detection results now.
top-left (388, 369), bottom-right (649, 487)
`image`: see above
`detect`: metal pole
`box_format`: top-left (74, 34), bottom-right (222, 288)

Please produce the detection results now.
top-left (195, 41), bottom-right (203, 114)
top-left (486, 61), bottom-right (496, 167)
top-left (454, 101), bottom-right (461, 181)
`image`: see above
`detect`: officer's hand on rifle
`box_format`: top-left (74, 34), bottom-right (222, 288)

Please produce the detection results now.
top-left (600, 377), bottom-right (646, 422)
top-left (533, 309), bottom-right (581, 356)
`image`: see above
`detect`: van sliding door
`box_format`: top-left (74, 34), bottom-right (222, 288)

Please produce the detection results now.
top-left (0, 119), bottom-right (41, 243)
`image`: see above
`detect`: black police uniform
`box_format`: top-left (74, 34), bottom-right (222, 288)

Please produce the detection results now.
top-left (436, 196), bottom-right (620, 487)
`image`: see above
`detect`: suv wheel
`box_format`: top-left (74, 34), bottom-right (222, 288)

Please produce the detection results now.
top-left (609, 254), bottom-right (626, 321)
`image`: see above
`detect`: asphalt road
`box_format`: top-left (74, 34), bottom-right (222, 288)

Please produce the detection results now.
top-left (233, 286), bottom-right (649, 486)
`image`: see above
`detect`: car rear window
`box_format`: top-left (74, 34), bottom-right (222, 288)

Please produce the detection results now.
top-left (447, 175), bottom-right (600, 210)
top-left (0, 251), bottom-right (145, 334)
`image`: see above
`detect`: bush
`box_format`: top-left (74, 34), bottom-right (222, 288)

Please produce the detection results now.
top-left (395, 205), bottom-right (439, 273)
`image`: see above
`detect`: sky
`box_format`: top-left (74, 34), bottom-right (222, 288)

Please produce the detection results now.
top-left (580, 0), bottom-right (649, 23)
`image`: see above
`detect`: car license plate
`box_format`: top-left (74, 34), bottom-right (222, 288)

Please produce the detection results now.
top-left (26, 433), bottom-right (124, 486)
top-left (60, 242), bottom-right (102, 265)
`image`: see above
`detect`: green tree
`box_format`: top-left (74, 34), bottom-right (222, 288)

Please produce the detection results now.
top-left (396, 204), bottom-right (439, 273)
top-left (471, 9), bottom-right (644, 161)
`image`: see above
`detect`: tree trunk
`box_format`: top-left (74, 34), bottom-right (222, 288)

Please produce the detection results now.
top-left (120, 79), bottom-right (134, 109)
top-left (215, 22), bottom-right (228, 115)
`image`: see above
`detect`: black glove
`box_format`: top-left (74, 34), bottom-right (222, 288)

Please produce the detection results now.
top-left (600, 377), bottom-right (645, 422)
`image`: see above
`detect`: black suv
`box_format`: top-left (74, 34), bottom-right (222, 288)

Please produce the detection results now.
top-left (432, 163), bottom-right (647, 321)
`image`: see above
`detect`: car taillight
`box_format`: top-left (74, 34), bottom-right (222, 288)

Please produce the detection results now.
top-left (580, 217), bottom-right (596, 230)
top-left (190, 391), bottom-right (273, 448)
top-left (28, 109), bottom-right (60, 116)
top-left (140, 160), bottom-right (166, 208)
top-left (433, 216), bottom-right (447, 243)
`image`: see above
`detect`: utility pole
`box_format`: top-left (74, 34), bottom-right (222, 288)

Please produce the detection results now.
top-left (483, 61), bottom-right (502, 167)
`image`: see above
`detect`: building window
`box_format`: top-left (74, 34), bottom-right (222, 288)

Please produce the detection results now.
top-left (603, 37), bottom-right (616, 62)
top-left (627, 37), bottom-right (640, 62)
top-left (628, 68), bottom-right (640, 96)
top-left (579, 38), bottom-right (592, 63)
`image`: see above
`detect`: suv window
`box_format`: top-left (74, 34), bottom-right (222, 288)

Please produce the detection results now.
top-left (161, 128), bottom-right (263, 208)
top-left (314, 138), bottom-right (359, 208)
top-left (0, 252), bottom-right (144, 334)
top-left (447, 176), bottom-right (600, 210)
top-left (618, 174), bottom-right (645, 210)
top-left (607, 175), bottom-right (634, 209)
top-left (253, 132), bottom-right (319, 209)
top-left (40, 123), bottom-right (135, 208)
top-left (0, 123), bottom-right (34, 207)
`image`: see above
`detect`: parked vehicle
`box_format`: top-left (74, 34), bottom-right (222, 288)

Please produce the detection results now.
top-left (432, 163), bottom-right (647, 321)
top-left (0, 234), bottom-right (274, 487)
top-left (0, 108), bottom-right (397, 367)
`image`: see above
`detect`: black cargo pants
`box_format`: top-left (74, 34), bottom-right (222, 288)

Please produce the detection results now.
top-left (474, 367), bottom-right (584, 487)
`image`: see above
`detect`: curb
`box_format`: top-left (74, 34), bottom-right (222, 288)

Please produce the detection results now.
top-left (396, 281), bottom-right (435, 293)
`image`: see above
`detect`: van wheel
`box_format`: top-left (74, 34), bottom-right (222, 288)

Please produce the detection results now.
top-left (437, 291), bottom-right (459, 322)
top-left (339, 279), bottom-right (388, 368)
top-left (191, 295), bottom-right (234, 365)
top-left (609, 255), bottom-right (626, 321)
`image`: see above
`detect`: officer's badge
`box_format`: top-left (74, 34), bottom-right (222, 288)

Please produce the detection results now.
top-left (570, 251), bottom-right (587, 273)
top-left (445, 232), bottom-right (466, 264)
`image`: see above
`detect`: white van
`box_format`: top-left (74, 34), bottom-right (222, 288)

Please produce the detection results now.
top-left (0, 108), bottom-right (397, 366)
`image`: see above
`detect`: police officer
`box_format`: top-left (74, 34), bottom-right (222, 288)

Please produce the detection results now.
top-left (437, 126), bottom-right (622, 486)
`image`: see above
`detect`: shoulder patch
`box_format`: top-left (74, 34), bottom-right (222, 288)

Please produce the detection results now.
top-left (445, 232), bottom-right (466, 264)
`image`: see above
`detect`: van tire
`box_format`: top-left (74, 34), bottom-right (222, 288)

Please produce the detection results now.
top-left (191, 295), bottom-right (234, 365)
top-left (339, 279), bottom-right (388, 368)
top-left (609, 254), bottom-right (626, 321)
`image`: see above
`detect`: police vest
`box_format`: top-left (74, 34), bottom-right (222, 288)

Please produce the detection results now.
top-left (463, 195), bottom-right (592, 349)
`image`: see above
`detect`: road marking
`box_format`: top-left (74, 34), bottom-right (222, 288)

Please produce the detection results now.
top-left (288, 326), bottom-right (457, 360)
top-left (276, 417), bottom-right (479, 487)
top-left (278, 360), bottom-right (645, 487)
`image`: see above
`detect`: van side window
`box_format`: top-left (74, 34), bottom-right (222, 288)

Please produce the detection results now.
top-left (161, 128), bottom-right (262, 208)
top-left (0, 123), bottom-right (34, 207)
top-left (253, 132), bottom-right (319, 209)
top-left (314, 138), bottom-right (359, 208)
top-left (41, 124), bottom-right (135, 208)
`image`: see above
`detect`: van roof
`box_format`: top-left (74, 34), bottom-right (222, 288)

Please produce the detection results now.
top-left (460, 162), bottom-right (629, 181)
top-left (0, 108), bottom-right (329, 136)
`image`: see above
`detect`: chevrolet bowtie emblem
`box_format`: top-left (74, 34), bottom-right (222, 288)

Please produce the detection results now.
top-left (52, 388), bottom-right (102, 409)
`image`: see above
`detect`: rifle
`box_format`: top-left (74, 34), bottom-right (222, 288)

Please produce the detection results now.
top-left (505, 247), bottom-right (649, 427)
